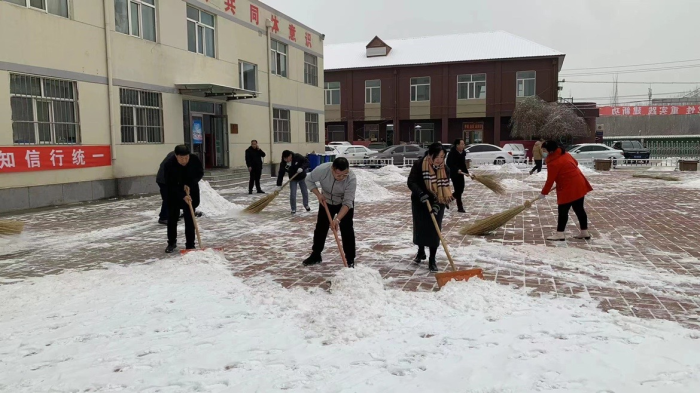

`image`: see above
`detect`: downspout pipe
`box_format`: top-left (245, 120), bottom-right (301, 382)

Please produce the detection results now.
top-left (102, 0), bottom-right (117, 163)
top-left (265, 19), bottom-right (275, 176)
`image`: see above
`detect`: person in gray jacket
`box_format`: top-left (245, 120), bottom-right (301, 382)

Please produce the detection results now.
top-left (303, 157), bottom-right (357, 268)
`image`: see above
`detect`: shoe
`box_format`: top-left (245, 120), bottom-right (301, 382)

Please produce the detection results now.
top-left (546, 232), bottom-right (566, 241)
top-left (347, 260), bottom-right (355, 268)
top-left (291, 210), bottom-right (296, 215)
top-left (304, 206), bottom-right (311, 212)
top-left (158, 219), bottom-right (168, 225)
top-left (428, 258), bottom-right (438, 273)
top-left (185, 245), bottom-right (195, 250)
top-left (302, 253), bottom-right (322, 266)
top-left (574, 230), bottom-right (591, 240)
top-left (457, 209), bottom-right (466, 213)
top-left (195, 211), bottom-right (203, 218)
top-left (413, 249), bottom-right (426, 264)
top-left (249, 190), bottom-right (253, 195)
top-left (165, 244), bottom-right (176, 253)
top-left (257, 190), bottom-right (266, 194)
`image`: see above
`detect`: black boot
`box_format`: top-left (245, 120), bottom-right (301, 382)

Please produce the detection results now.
top-left (347, 259), bottom-right (355, 268)
top-left (456, 199), bottom-right (465, 213)
top-left (428, 258), bottom-right (438, 273)
top-left (165, 244), bottom-right (176, 254)
top-left (303, 253), bottom-right (322, 266)
top-left (413, 248), bottom-right (426, 264)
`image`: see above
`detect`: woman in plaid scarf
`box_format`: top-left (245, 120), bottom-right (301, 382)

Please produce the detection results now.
top-left (407, 142), bottom-right (454, 272)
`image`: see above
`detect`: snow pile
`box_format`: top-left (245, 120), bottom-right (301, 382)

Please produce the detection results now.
top-left (499, 163), bottom-right (523, 173)
top-left (374, 165), bottom-right (409, 182)
top-left (352, 169), bottom-right (395, 203)
top-left (524, 170), bottom-right (548, 182)
top-left (678, 177), bottom-right (700, 189)
top-left (578, 165), bottom-right (601, 176)
top-left (501, 178), bottom-right (537, 192)
top-left (2, 252), bottom-right (700, 392)
top-left (197, 180), bottom-right (243, 216)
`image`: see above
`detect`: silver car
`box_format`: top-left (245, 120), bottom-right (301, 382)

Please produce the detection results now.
top-left (566, 143), bottom-right (625, 165)
top-left (373, 144), bottom-right (426, 166)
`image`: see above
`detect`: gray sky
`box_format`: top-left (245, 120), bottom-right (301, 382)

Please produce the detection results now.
top-left (264, 0), bottom-right (700, 105)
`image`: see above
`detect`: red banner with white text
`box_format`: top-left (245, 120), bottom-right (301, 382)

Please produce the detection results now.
top-left (0, 145), bottom-right (112, 173)
top-left (599, 105), bottom-right (700, 116)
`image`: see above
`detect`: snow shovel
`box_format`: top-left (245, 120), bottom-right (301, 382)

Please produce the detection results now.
top-left (322, 200), bottom-right (349, 268)
top-left (425, 200), bottom-right (483, 288)
top-left (180, 186), bottom-right (223, 255)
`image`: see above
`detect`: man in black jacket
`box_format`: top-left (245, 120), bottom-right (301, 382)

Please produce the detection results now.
top-left (245, 140), bottom-right (266, 194)
top-left (156, 151), bottom-right (175, 225)
top-left (163, 145), bottom-right (204, 253)
top-left (276, 150), bottom-right (311, 214)
top-left (445, 138), bottom-right (472, 213)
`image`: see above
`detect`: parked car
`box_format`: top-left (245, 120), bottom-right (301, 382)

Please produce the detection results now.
top-left (566, 143), bottom-right (625, 165)
top-left (333, 145), bottom-right (378, 159)
top-left (325, 145), bottom-right (339, 154)
top-left (464, 144), bottom-right (514, 165)
top-left (368, 142), bottom-right (388, 151)
top-left (502, 143), bottom-right (528, 163)
top-left (373, 144), bottom-right (426, 166)
top-left (612, 140), bottom-right (651, 163)
top-left (328, 141), bottom-right (352, 146)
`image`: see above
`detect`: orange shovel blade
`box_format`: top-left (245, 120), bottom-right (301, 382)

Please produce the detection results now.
top-left (180, 248), bottom-right (224, 255)
top-left (435, 268), bottom-right (484, 289)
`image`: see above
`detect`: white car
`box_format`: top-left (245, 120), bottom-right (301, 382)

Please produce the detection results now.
top-left (502, 143), bottom-right (527, 163)
top-left (325, 145), bottom-right (339, 154)
top-left (566, 143), bottom-right (625, 164)
top-left (333, 145), bottom-right (378, 159)
top-left (464, 144), bottom-right (514, 165)
top-left (328, 141), bottom-right (352, 146)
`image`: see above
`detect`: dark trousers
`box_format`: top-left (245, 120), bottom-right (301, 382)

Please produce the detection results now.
top-left (249, 168), bottom-right (263, 192)
top-left (531, 160), bottom-right (543, 174)
top-left (450, 174), bottom-right (465, 211)
top-left (158, 183), bottom-right (168, 221)
top-left (312, 204), bottom-right (356, 261)
top-left (557, 197), bottom-right (588, 232)
top-left (167, 199), bottom-right (199, 248)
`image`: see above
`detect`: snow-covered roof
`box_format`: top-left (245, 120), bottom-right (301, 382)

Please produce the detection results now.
top-left (324, 31), bottom-right (565, 71)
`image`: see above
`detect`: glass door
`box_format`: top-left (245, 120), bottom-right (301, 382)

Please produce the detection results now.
top-left (210, 115), bottom-right (228, 168)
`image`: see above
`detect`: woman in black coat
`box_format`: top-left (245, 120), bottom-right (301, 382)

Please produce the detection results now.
top-left (407, 142), bottom-right (454, 272)
top-left (445, 138), bottom-right (470, 213)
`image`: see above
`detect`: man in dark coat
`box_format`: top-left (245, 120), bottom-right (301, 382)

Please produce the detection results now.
top-left (245, 140), bottom-right (266, 194)
top-left (445, 138), bottom-right (471, 213)
top-left (163, 145), bottom-right (204, 253)
top-left (276, 150), bottom-right (311, 214)
top-left (407, 142), bottom-right (453, 272)
top-left (156, 151), bottom-right (175, 225)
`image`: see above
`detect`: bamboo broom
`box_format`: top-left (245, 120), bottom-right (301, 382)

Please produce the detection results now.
top-left (470, 174), bottom-right (506, 195)
top-left (243, 172), bottom-right (299, 214)
top-left (460, 199), bottom-right (537, 236)
top-left (0, 220), bottom-right (24, 236)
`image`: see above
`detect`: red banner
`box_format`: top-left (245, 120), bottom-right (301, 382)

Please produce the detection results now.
top-left (0, 145), bottom-right (112, 173)
top-left (463, 122), bottom-right (484, 131)
top-left (599, 105), bottom-right (700, 116)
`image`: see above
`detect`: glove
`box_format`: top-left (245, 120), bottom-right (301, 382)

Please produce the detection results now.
top-left (419, 193), bottom-right (430, 203)
top-left (537, 194), bottom-right (546, 200)
top-left (297, 168), bottom-right (304, 173)
top-left (431, 203), bottom-right (440, 216)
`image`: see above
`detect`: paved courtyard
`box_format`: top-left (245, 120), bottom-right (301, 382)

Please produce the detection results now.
top-left (2, 166), bottom-right (700, 330)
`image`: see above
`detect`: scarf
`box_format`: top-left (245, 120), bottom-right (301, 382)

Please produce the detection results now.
top-left (422, 156), bottom-right (454, 205)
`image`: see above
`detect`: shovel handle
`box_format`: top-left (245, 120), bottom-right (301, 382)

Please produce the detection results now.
top-left (185, 186), bottom-right (203, 250)
top-left (425, 200), bottom-right (457, 272)
top-left (322, 201), bottom-right (348, 268)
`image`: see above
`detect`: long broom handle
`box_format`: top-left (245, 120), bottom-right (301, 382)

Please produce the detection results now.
top-left (425, 200), bottom-right (457, 272)
top-left (278, 172), bottom-right (300, 192)
top-left (322, 201), bottom-right (348, 268)
top-left (185, 186), bottom-right (202, 249)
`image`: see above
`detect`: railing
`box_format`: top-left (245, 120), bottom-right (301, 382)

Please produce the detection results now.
top-left (403, 157), bottom-right (418, 167)
top-left (347, 157), bottom-right (394, 167)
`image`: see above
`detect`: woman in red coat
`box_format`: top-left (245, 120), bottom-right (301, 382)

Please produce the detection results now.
top-left (537, 140), bottom-right (593, 241)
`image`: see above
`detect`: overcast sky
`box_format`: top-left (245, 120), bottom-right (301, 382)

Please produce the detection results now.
top-left (264, 0), bottom-right (700, 106)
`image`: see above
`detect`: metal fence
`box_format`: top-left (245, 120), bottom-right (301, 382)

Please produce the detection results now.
top-left (603, 138), bottom-right (700, 159)
top-left (347, 157), bottom-right (394, 167)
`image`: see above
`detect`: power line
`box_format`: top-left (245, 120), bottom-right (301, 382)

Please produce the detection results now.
top-left (562, 57), bottom-right (700, 72)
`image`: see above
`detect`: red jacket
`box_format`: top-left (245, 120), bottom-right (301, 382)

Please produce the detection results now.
top-left (541, 149), bottom-right (593, 205)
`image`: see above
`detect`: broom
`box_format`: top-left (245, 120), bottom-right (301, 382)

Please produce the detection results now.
top-left (0, 220), bottom-right (24, 236)
top-left (460, 199), bottom-right (537, 236)
top-left (243, 172), bottom-right (299, 213)
top-left (468, 173), bottom-right (506, 195)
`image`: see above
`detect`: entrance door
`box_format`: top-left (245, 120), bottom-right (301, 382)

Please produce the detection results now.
top-left (211, 115), bottom-right (228, 168)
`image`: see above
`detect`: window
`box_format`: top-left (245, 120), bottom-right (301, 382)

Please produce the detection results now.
top-left (365, 80), bottom-right (381, 104)
top-left (10, 74), bottom-right (80, 145)
top-left (305, 113), bottom-right (319, 143)
top-left (271, 40), bottom-right (288, 77)
top-left (405, 146), bottom-right (420, 153)
top-left (516, 71), bottom-right (536, 97)
top-left (327, 125), bottom-right (345, 141)
top-left (239, 62), bottom-right (257, 91)
top-left (5, 0), bottom-right (69, 17)
top-left (324, 82), bottom-right (340, 105)
top-left (273, 108), bottom-right (290, 143)
top-left (410, 77), bottom-right (430, 102)
top-left (186, 6), bottom-right (215, 58)
top-left (392, 146), bottom-right (405, 154)
top-left (114, 0), bottom-right (156, 41)
top-left (457, 74), bottom-right (486, 100)
top-left (119, 88), bottom-right (163, 144)
top-left (304, 53), bottom-right (318, 86)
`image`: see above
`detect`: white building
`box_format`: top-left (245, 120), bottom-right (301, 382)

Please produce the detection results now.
top-left (0, 0), bottom-right (325, 212)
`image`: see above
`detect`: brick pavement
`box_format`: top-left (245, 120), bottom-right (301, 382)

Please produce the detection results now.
top-left (1, 168), bottom-right (699, 330)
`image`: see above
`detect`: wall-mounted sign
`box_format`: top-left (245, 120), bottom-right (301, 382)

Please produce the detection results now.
top-left (192, 118), bottom-right (203, 145)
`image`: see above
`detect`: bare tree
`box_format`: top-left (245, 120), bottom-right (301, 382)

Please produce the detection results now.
top-left (510, 96), bottom-right (589, 139)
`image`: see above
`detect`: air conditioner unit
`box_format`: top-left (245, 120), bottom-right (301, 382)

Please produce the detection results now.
top-left (596, 125), bottom-right (604, 131)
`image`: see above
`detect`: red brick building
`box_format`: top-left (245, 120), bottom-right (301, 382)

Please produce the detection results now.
top-left (323, 31), bottom-right (597, 146)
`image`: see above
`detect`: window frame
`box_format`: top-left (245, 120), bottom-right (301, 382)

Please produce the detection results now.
top-left (304, 53), bottom-right (318, 86)
top-left (118, 88), bottom-right (164, 144)
top-left (5, 0), bottom-right (70, 18)
top-left (410, 77), bottom-right (430, 102)
top-left (273, 108), bottom-right (291, 143)
top-left (324, 82), bottom-right (340, 106)
top-left (270, 40), bottom-right (288, 78)
top-left (186, 5), bottom-right (216, 58)
top-left (10, 73), bottom-right (81, 145)
top-left (365, 79), bottom-right (381, 104)
top-left (305, 112), bottom-right (319, 143)
top-left (516, 71), bottom-right (536, 97)
top-left (238, 61), bottom-right (257, 92)
top-left (457, 74), bottom-right (487, 100)
top-left (114, 0), bottom-right (157, 42)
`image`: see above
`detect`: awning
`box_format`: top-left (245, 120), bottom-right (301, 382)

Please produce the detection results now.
top-left (175, 83), bottom-right (259, 101)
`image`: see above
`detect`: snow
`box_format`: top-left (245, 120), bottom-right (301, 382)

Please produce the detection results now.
top-left (2, 250), bottom-right (700, 392)
top-left (475, 163), bottom-right (524, 173)
top-left (678, 177), bottom-right (700, 189)
top-left (197, 181), bottom-right (243, 217)
top-left (577, 165), bottom-right (600, 176)
top-left (501, 178), bottom-right (537, 192)
top-left (352, 169), bottom-right (396, 203)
